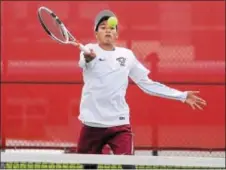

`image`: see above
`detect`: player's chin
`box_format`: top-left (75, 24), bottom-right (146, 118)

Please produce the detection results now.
top-left (103, 39), bottom-right (114, 45)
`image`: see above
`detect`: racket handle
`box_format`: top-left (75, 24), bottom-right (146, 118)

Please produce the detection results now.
top-left (79, 44), bottom-right (90, 54)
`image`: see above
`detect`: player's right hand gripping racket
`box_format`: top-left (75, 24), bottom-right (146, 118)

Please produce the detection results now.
top-left (37, 6), bottom-right (90, 53)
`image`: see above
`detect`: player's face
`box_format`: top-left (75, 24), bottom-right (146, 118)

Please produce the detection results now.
top-left (96, 20), bottom-right (118, 45)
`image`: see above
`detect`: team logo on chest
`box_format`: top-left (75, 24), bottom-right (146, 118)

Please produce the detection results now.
top-left (116, 57), bottom-right (126, 67)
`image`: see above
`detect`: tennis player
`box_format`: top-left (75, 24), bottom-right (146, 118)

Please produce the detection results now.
top-left (77, 10), bottom-right (207, 169)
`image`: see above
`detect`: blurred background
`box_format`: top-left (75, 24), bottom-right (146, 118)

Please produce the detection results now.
top-left (1, 1), bottom-right (225, 157)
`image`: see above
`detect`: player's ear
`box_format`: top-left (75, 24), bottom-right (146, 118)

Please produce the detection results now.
top-left (94, 31), bottom-right (98, 39)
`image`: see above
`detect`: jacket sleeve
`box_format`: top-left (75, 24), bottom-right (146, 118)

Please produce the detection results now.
top-left (129, 52), bottom-right (187, 102)
top-left (78, 44), bottom-right (98, 70)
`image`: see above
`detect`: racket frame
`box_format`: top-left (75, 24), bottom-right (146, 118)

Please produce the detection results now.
top-left (38, 6), bottom-right (90, 53)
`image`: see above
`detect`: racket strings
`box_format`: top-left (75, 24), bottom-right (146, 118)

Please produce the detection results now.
top-left (40, 10), bottom-right (67, 42)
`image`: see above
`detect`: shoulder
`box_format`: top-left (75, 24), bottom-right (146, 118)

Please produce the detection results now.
top-left (115, 46), bottom-right (134, 55)
top-left (115, 46), bottom-right (136, 60)
top-left (115, 46), bottom-right (132, 53)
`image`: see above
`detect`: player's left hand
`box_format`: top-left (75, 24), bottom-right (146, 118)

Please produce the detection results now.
top-left (184, 91), bottom-right (207, 110)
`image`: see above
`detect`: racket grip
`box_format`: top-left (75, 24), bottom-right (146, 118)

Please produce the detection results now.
top-left (79, 44), bottom-right (90, 54)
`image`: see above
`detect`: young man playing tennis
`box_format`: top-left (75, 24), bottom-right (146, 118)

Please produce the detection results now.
top-left (77, 10), bottom-right (206, 169)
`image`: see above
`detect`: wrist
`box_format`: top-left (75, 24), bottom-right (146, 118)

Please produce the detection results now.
top-left (181, 91), bottom-right (188, 103)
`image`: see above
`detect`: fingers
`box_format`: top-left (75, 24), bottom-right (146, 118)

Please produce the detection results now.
top-left (90, 49), bottom-right (96, 57)
top-left (194, 96), bottom-right (207, 105)
top-left (185, 91), bottom-right (208, 110)
top-left (189, 103), bottom-right (203, 110)
top-left (195, 96), bottom-right (206, 103)
top-left (194, 103), bottom-right (203, 110)
top-left (83, 49), bottom-right (96, 63)
top-left (197, 99), bottom-right (207, 106)
top-left (83, 51), bottom-right (90, 56)
top-left (84, 49), bottom-right (96, 58)
top-left (190, 103), bottom-right (196, 110)
top-left (197, 101), bottom-right (207, 106)
top-left (186, 91), bottom-right (207, 109)
top-left (189, 101), bottom-right (205, 110)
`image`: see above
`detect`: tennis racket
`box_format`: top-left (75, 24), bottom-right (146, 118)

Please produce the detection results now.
top-left (37, 6), bottom-right (90, 53)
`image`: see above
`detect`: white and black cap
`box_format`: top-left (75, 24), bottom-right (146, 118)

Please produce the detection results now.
top-left (94, 10), bottom-right (117, 31)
